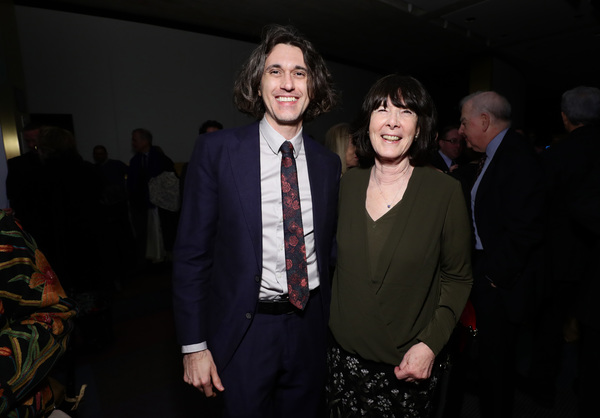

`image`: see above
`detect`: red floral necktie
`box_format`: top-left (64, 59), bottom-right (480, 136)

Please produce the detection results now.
top-left (280, 141), bottom-right (309, 310)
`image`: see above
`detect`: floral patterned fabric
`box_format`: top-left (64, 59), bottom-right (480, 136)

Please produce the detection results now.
top-left (326, 342), bottom-right (448, 418)
top-left (0, 210), bottom-right (77, 417)
top-left (280, 141), bottom-right (309, 309)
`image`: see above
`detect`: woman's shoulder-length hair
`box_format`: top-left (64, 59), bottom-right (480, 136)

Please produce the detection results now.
top-left (233, 24), bottom-right (337, 123)
top-left (353, 74), bottom-right (437, 168)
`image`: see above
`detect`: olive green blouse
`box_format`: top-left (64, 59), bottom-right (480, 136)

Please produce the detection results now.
top-left (329, 166), bottom-right (473, 365)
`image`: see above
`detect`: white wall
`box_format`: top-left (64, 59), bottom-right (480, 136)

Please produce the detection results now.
top-left (16, 6), bottom-right (381, 164)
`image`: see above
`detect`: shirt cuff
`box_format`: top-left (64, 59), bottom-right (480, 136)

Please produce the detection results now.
top-left (181, 342), bottom-right (207, 353)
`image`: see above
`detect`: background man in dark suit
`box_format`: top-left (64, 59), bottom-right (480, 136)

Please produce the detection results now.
top-left (172, 25), bottom-right (339, 418)
top-left (5, 123), bottom-right (43, 237)
top-left (458, 91), bottom-right (545, 418)
top-left (429, 125), bottom-right (478, 209)
top-left (430, 125), bottom-right (465, 173)
top-left (127, 128), bottom-right (177, 267)
top-left (533, 86), bottom-right (600, 416)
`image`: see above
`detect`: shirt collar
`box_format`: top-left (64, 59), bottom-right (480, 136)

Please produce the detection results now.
top-left (438, 150), bottom-right (453, 168)
top-left (259, 117), bottom-right (304, 158)
top-left (485, 128), bottom-right (508, 159)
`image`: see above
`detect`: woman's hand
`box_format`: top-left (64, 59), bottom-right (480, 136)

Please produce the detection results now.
top-left (394, 342), bottom-right (435, 382)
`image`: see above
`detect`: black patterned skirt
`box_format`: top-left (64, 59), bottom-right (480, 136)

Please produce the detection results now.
top-left (326, 341), bottom-right (447, 418)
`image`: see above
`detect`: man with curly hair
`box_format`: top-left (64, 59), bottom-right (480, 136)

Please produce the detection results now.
top-left (173, 24), bottom-right (340, 417)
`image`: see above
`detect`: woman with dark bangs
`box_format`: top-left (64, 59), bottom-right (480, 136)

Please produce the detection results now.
top-left (327, 74), bottom-right (473, 417)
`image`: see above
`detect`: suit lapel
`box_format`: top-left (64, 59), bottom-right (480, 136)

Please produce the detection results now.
top-left (228, 123), bottom-right (263, 270)
top-left (304, 136), bottom-right (327, 269)
top-left (475, 130), bottom-right (512, 207)
top-left (475, 159), bottom-right (493, 207)
top-left (303, 136), bottom-right (331, 280)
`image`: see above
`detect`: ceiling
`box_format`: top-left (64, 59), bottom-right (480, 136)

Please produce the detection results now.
top-left (15, 0), bottom-right (600, 94)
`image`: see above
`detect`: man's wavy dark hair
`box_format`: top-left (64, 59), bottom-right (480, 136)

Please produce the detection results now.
top-left (233, 24), bottom-right (337, 122)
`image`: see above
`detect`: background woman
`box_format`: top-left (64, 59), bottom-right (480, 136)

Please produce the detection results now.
top-left (327, 74), bottom-right (473, 417)
top-left (325, 122), bottom-right (359, 174)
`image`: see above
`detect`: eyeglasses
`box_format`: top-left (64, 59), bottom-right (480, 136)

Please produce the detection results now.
top-left (440, 139), bottom-right (463, 144)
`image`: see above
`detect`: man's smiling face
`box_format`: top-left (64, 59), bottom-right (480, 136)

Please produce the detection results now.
top-left (259, 43), bottom-right (311, 137)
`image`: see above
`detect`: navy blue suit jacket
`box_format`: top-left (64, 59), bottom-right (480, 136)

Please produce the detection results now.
top-left (172, 122), bottom-right (340, 372)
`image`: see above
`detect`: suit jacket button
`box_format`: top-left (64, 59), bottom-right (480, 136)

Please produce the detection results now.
top-left (254, 275), bottom-right (261, 283)
top-left (245, 312), bottom-right (252, 320)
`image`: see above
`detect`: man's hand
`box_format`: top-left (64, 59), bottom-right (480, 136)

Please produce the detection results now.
top-left (183, 350), bottom-right (225, 397)
top-left (394, 342), bottom-right (435, 382)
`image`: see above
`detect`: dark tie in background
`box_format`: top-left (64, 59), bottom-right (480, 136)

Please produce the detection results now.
top-left (280, 141), bottom-right (309, 310)
top-left (476, 153), bottom-right (487, 177)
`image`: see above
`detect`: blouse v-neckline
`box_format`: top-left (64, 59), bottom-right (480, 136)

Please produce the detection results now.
top-left (366, 166), bottom-right (417, 223)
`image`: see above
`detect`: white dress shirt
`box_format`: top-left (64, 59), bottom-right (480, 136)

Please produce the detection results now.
top-left (259, 117), bottom-right (319, 300)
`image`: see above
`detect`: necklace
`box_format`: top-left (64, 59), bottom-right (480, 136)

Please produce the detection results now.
top-left (372, 166), bottom-right (409, 208)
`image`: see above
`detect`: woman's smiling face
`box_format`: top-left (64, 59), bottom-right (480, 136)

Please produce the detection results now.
top-left (369, 97), bottom-right (418, 163)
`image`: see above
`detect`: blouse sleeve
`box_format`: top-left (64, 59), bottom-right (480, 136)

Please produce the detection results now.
top-left (416, 182), bottom-right (473, 355)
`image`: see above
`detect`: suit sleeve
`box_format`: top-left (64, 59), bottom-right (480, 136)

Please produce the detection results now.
top-left (568, 158), bottom-right (600, 236)
top-left (172, 137), bottom-right (219, 347)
